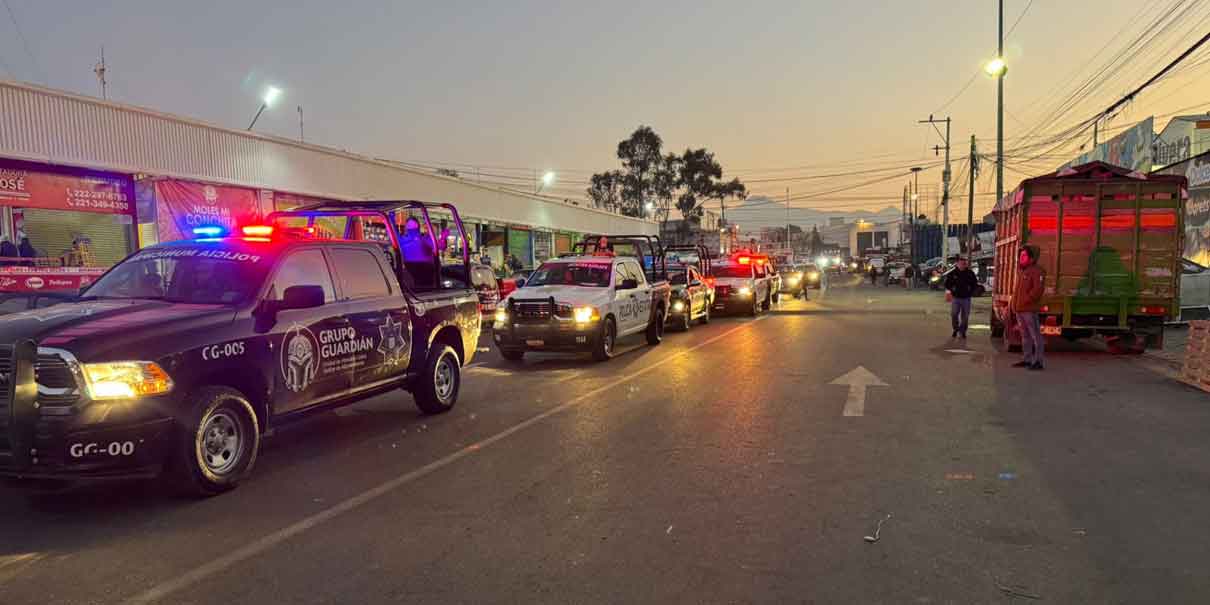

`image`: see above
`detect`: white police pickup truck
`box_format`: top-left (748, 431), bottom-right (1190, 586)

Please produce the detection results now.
top-left (492, 251), bottom-right (671, 362)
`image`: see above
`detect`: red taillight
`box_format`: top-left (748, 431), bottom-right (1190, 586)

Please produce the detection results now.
top-left (705, 277), bottom-right (716, 288)
top-left (1140, 305), bottom-right (1167, 315)
top-left (242, 225), bottom-right (274, 237)
top-left (1040, 305), bottom-right (1049, 313)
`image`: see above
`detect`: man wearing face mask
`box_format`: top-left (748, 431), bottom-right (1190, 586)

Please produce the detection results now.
top-left (1011, 245), bottom-right (1046, 370)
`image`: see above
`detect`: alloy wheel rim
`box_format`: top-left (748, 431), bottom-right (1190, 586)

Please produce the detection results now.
top-left (435, 355), bottom-right (455, 401)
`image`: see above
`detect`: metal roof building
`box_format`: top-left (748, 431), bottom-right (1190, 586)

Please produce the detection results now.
top-left (0, 79), bottom-right (653, 236)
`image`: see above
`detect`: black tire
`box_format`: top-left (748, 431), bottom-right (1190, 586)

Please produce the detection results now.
top-left (646, 307), bottom-right (665, 345)
top-left (761, 292), bottom-right (772, 311)
top-left (413, 345), bottom-right (461, 414)
top-left (592, 317), bottom-right (616, 361)
top-left (169, 386), bottom-right (260, 497)
top-left (699, 303), bottom-right (711, 325)
top-left (499, 348), bottom-right (524, 362)
top-left (772, 291), bottom-right (781, 304)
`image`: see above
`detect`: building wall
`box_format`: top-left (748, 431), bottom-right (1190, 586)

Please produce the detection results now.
top-left (0, 80), bottom-right (654, 237)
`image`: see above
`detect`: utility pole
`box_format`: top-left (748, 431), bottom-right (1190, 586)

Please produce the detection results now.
top-left (93, 47), bottom-right (107, 100)
top-left (920, 116), bottom-right (952, 260)
top-left (968, 135), bottom-right (978, 253)
top-left (297, 106), bottom-right (304, 142)
top-left (785, 187), bottom-right (791, 256)
top-left (910, 166), bottom-right (922, 265)
top-left (995, 0), bottom-right (1005, 210)
top-left (1093, 117), bottom-right (1098, 147)
top-left (902, 184), bottom-right (908, 257)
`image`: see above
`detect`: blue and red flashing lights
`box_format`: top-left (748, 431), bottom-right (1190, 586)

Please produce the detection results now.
top-left (192, 226), bottom-right (226, 238)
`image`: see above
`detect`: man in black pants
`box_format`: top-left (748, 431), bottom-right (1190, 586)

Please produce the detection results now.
top-left (944, 257), bottom-right (979, 340)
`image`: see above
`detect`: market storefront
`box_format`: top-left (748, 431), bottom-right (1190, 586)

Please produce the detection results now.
top-left (0, 158), bottom-right (136, 293)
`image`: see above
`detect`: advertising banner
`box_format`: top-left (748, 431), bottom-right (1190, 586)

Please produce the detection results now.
top-left (1156, 151), bottom-right (1210, 265)
top-left (1062, 117), bottom-right (1155, 173)
top-left (154, 179), bottom-right (262, 242)
top-left (0, 267), bottom-right (107, 292)
top-left (0, 163), bottom-right (133, 215)
top-left (1153, 116), bottom-right (1210, 169)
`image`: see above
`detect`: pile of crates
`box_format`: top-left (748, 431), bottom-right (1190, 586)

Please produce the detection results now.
top-left (1180, 321), bottom-right (1210, 392)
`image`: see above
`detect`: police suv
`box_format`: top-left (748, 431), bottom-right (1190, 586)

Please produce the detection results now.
top-left (711, 252), bottom-right (778, 316)
top-left (493, 241), bottom-right (671, 362)
top-left (0, 209), bottom-right (480, 495)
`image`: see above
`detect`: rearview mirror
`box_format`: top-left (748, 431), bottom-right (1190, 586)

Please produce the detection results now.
top-left (280, 285), bottom-right (326, 310)
top-left (618, 278), bottom-right (638, 290)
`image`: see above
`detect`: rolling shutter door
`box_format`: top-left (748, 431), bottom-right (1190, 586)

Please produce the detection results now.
top-left (20, 208), bottom-right (132, 267)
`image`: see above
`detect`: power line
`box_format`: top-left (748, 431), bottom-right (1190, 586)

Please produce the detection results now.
top-left (2, 0), bottom-right (44, 84)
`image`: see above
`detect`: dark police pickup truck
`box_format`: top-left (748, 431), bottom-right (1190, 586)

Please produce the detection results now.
top-left (0, 201), bottom-right (480, 495)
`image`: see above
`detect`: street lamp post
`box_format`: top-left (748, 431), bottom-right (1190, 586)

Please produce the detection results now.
top-left (247, 86), bottom-right (282, 131)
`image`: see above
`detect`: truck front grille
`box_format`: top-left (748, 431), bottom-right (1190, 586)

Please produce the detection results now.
top-left (513, 300), bottom-right (553, 321)
top-left (35, 352), bottom-right (80, 408)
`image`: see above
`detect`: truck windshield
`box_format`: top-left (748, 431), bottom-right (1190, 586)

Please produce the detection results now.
top-left (84, 251), bottom-right (269, 305)
top-left (525, 262), bottom-right (611, 287)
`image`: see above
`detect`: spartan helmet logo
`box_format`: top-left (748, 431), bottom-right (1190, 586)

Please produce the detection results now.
top-left (281, 325), bottom-right (319, 392)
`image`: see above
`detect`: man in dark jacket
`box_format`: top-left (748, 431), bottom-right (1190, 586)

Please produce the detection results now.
top-left (944, 256), bottom-right (979, 340)
top-left (1011, 245), bottom-right (1046, 370)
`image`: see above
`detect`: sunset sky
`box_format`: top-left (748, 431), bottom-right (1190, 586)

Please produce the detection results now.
top-left (2, 1), bottom-right (1207, 226)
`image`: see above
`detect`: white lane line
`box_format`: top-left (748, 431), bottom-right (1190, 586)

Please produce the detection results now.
top-left (128, 316), bottom-right (769, 604)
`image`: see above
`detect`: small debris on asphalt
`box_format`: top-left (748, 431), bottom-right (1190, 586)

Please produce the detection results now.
top-left (666, 525), bottom-right (673, 535)
top-left (1072, 528), bottom-right (1087, 536)
top-left (990, 573), bottom-right (1042, 600)
top-left (998, 472), bottom-right (1017, 480)
top-left (863, 513), bottom-right (892, 543)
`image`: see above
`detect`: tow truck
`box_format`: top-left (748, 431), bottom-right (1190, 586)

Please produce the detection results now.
top-left (493, 235), bottom-right (671, 361)
top-left (0, 201), bottom-right (480, 496)
top-left (711, 251), bottom-right (777, 316)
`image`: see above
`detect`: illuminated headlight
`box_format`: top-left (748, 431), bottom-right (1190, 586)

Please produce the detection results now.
top-left (738, 286), bottom-right (752, 296)
top-left (672, 300), bottom-right (686, 312)
top-left (786, 277), bottom-right (799, 285)
top-left (494, 308), bottom-right (508, 325)
top-left (930, 275), bottom-right (941, 283)
top-left (573, 306), bottom-right (598, 323)
top-left (849, 262), bottom-right (857, 269)
top-left (82, 361), bottom-right (173, 400)
top-left (807, 271), bottom-right (820, 280)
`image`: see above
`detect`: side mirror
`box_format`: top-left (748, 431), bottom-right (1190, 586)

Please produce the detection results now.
top-left (280, 285), bottom-right (326, 310)
top-left (514, 278), bottom-right (527, 288)
top-left (618, 278), bottom-right (638, 290)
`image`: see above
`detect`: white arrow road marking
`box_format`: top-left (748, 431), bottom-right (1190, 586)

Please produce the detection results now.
top-left (829, 366), bottom-right (888, 417)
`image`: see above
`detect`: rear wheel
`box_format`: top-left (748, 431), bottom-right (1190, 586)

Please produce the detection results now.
top-left (413, 345), bottom-right (461, 414)
top-left (592, 317), bottom-right (616, 361)
top-left (646, 307), bottom-right (665, 345)
top-left (170, 386), bottom-right (260, 497)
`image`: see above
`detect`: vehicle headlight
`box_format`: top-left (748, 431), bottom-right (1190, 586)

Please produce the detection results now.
top-left (494, 308), bottom-right (508, 324)
top-left (738, 286), bottom-right (752, 296)
top-left (82, 361), bottom-right (173, 400)
top-left (573, 306), bottom-right (598, 323)
top-left (808, 271), bottom-right (820, 280)
top-left (930, 275), bottom-right (941, 283)
top-left (787, 277), bottom-right (799, 285)
top-left (849, 262), bottom-right (857, 269)
top-left (672, 300), bottom-right (686, 312)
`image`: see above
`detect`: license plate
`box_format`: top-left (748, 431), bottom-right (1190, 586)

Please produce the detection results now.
top-left (525, 339), bottom-right (545, 347)
top-left (1041, 325), bottom-right (1061, 335)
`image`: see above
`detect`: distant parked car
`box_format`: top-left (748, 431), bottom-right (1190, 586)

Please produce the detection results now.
top-left (1181, 259), bottom-right (1210, 320)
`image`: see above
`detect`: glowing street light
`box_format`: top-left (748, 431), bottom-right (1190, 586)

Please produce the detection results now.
top-left (247, 86), bottom-right (283, 131)
top-left (535, 171), bottom-right (556, 193)
top-left (984, 57), bottom-right (1007, 77)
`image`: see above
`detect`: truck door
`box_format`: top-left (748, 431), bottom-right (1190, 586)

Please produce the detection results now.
top-left (621, 259), bottom-right (651, 334)
top-left (266, 248), bottom-right (349, 415)
top-left (327, 247), bottom-right (413, 391)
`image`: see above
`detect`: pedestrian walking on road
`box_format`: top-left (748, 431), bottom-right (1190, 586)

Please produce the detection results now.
top-left (904, 263), bottom-right (916, 289)
top-left (868, 265), bottom-right (878, 285)
top-left (944, 256), bottom-right (978, 340)
top-left (1011, 245), bottom-right (1046, 370)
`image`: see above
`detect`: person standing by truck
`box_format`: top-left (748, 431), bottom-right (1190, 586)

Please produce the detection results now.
top-left (944, 256), bottom-right (978, 340)
top-left (1011, 245), bottom-right (1046, 370)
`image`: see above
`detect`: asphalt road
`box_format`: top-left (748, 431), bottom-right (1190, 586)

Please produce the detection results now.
top-left (3, 275), bottom-right (1210, 604)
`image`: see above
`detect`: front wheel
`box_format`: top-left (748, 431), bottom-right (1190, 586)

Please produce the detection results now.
top-left (646, 308), bottom-right (665, 345)
top-left (413, 345), bottom-right (461, 414)
top-left (593, 317), bottom-right (616, 361)
top-left (170, 386), bottom-right (261, 497)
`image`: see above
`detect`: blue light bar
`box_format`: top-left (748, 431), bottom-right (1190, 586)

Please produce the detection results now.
top-left (192, 226), bottom-right (225, 237)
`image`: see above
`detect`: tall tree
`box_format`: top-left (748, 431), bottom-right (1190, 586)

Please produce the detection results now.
top-left (676, 148), bottom-right (723, 223)
top-left (616, 125), bottom-right (665, 218)
top-left (651, 152), bottom-right (682, 227)
top-left (710, 177), bottom-right (748, 226)
top-left (587, 170), bottom-right (623, 212)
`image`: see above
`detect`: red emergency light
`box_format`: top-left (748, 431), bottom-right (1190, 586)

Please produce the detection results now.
top-left (241, 225), bottom-right (274, 237)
